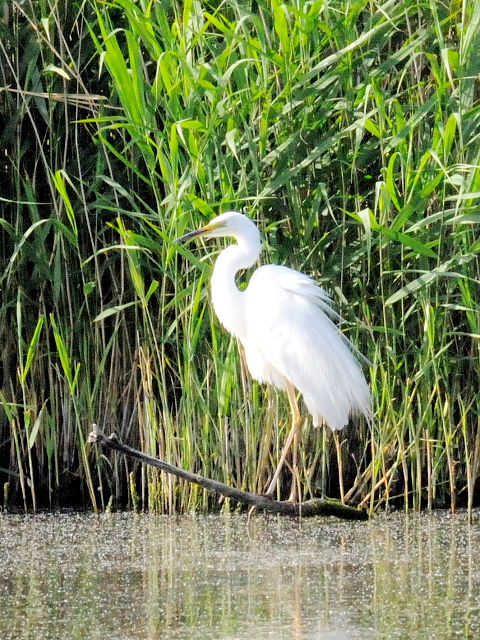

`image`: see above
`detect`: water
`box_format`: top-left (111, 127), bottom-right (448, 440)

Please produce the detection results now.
top-left (0, 511), bottom-right (479, 640)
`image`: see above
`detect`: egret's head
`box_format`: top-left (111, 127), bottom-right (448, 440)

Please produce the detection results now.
top-left (176, 211), bottom-right (258, 243)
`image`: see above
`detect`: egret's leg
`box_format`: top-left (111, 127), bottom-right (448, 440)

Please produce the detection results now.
top-left (287, 427), bottom-right (301, 503)
top-left (332, 430), bottom-right (345, 503)
top-left (265, 381), bottom-right (301, 499)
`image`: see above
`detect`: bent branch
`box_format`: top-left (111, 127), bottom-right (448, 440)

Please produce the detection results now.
top-left (88, 425), bottom-right (367, 520)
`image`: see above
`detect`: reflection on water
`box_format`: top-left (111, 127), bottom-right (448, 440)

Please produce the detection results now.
top-left (0, 510), bottom-right (479, 639)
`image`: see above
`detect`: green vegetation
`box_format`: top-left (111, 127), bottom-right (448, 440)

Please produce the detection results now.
top-left (1, 0), bottom-right (479, 515)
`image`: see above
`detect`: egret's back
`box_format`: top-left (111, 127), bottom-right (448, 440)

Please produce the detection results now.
top-left (242, 265), bottom-right (371, 430)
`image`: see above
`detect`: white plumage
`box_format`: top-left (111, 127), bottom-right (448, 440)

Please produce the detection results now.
top-left (243, 265), bottom-right (371, 428)
top-left (177, 211), bottom-right (371, 499)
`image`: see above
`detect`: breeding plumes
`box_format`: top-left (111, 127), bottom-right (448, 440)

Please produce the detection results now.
top-left (177, 212), bottom-right (371, 501)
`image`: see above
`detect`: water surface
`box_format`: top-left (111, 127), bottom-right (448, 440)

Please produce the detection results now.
top-left (1, 511), bottom-right (479, 639)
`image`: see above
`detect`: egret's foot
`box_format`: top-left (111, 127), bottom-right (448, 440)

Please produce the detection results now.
top-left (263, 477), bottom-right (278, 499)
top-left (287, 476), bottom-right (302, 503)
top-left (286, 490), bottom-right (299, 504)
top-left (261, 487), bottom-right (276, 499)
top-left (260, 485), bottom-right (300, 503)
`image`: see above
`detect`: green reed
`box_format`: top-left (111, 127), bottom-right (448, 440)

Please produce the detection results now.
top-left (0, 0), bottom-right (478, 516)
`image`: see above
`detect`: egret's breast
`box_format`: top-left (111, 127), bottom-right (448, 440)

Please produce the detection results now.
top-left (242, 339), bottom-right (288, 391)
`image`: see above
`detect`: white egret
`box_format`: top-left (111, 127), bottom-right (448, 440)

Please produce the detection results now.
top-left (177, 212), bottom-right (371, 501)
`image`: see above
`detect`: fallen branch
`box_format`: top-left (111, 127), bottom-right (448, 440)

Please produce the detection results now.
top-left (88, 425), bottom-right (368, 520)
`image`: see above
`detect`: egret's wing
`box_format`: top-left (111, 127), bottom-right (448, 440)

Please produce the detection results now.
top-left (244, 265), bottom-right (371, 429)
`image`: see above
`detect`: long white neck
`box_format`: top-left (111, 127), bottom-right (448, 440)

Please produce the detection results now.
top-left (210, 231), bottom-right (261, 341)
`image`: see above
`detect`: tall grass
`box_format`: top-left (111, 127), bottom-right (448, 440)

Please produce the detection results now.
top-left (0, 0), bottom-right (479, 514)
